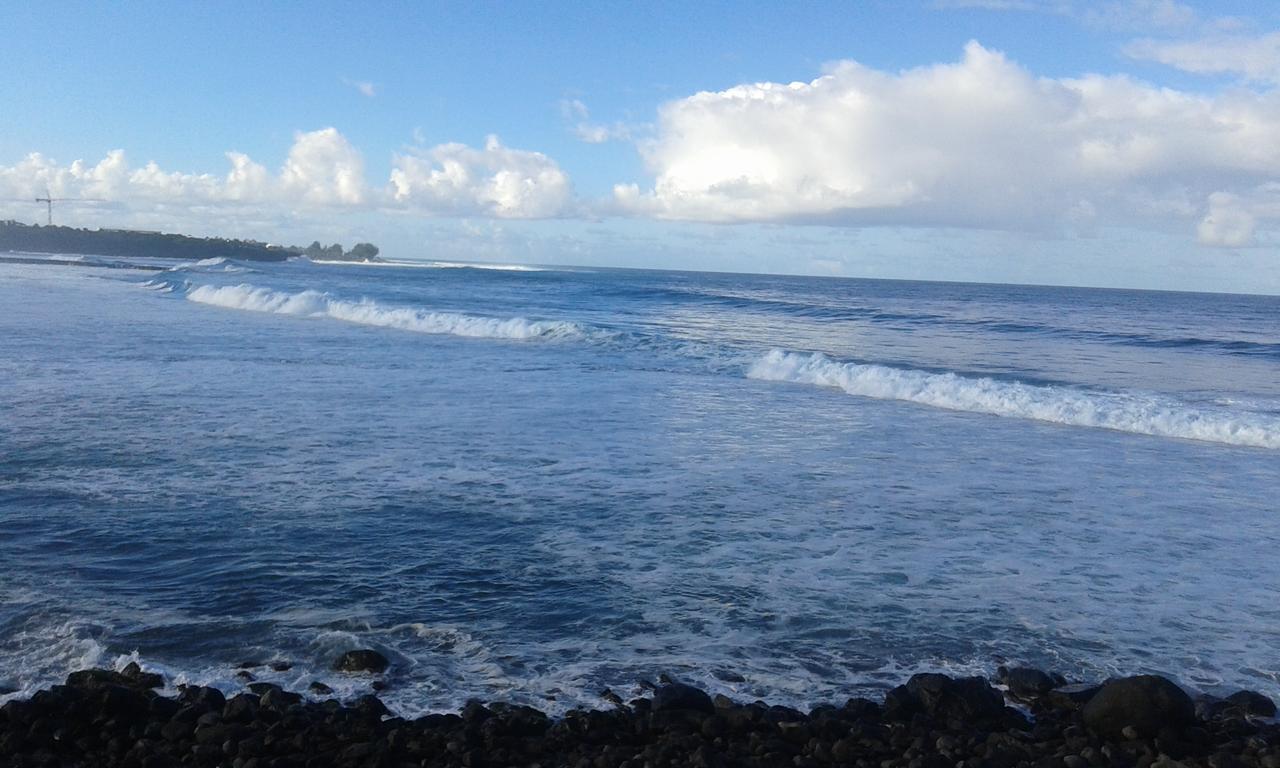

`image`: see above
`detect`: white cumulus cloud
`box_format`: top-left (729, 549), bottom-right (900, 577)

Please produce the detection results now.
top-left (1, 129), bottom-right (575, 228)
top-left (280, 128), bottom-right (366, 205)
top-left (615, 40), bottom-right (1280, 244)
top-left (0, 128), bottom-right (367, 210)
top-left (389, 135), bottom-right (572, 218)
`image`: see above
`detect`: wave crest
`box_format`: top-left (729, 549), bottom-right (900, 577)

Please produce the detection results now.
top-left (747, 350), bottom-right (1280, 449)
top-left (186, 284), bottom-right (587, 341)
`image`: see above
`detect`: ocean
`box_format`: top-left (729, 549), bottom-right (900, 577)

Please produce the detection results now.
top-left (1, 253), bottom-right (1277, 715)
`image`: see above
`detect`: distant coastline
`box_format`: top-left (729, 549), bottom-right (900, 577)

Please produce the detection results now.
top-left (0, 220), bottom-right (381, 264)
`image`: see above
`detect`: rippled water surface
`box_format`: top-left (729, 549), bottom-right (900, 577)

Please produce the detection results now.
top-left (1, 254), bottom-right (1277, 714)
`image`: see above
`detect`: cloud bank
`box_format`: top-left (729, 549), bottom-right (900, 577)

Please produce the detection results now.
top-left (5, 39), bottom-right (1280, 249)
top-left (613, 41), bottom-right (1280, 245)
top-left (0, 129), bottom-right (573, 223)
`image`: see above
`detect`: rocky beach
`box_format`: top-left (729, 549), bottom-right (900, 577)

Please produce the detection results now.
top-left (2, 654), bottom-right (1277, 768)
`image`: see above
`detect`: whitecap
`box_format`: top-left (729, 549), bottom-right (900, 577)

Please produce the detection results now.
top-left (186, 283), bottom-right (588, 341)
top-left (747, 350), bottom-right (1280, 449)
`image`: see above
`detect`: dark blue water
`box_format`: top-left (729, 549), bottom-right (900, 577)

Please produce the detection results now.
top-left (1, 254), bottom-right (1277, 714)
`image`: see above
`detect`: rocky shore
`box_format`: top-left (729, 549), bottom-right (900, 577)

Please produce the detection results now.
top-left (1, 655), bottom-right (1276, 768)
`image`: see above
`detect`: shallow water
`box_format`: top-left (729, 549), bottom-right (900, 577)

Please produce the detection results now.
top-left (1, 255), bottom-right (1277, 714)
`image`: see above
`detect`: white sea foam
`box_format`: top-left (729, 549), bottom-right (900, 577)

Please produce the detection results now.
top-left (186, 283), bottom-right (586, 340)
top-left (304, 257), bottom-right (546, 271)
top-left (165, 256), bottom-right (251, 274)
top-left (747, 350), bottom-right (1280, 449)
top-left (325, 259), bottom-right (546, 272)
top-left (419, 261), bottom-right (545, 272)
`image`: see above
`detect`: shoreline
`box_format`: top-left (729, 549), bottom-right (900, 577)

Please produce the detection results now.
top-left (2, 659), bottom-right (1276, 768)
top-left (0, 253), bottom-right (166, 270)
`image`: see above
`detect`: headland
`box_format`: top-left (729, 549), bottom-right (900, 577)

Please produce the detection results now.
top-left (0, 220), bottom-right (381, 264)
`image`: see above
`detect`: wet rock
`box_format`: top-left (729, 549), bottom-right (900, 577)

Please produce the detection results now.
top-left (3, 664), bottom-right (1277, 768)
top-left (652, 683), bottom-right (715, 714)
top-left (307, 681), bottom-right (333, 696)
top-left (1083, 676), bottom-right (1195, 739)
top-left (713, 669), bottom-right (747, 683)
top-left (1225, 690), bottom-right (1277, 718)
top-left (462, 700), bottom-right (492, 724)
top-left (712, 693), bottom-right (736, 709)
top-left (332, 649), bottom-right (389, 674)
top-left (354, 694), bottom-right (390, 719)
top-left (843, 696), bottom-right (881, 720)
top-left (177, 685), bottom-right (226, 713)
top-left (885, 673), bottom-right (1009, 724)
top-left (999, 666), bottom-right (1057, 699)
top-left (222, 693), bottom-right (259, 724)
top-left (121, 662), bottom-right (165, 689)
top-left (148, 695), bottom-right (179, 720)
top-left (258, 687), bottom-right (302, 711)
top-left (65, 667), bottom-right (161, 691)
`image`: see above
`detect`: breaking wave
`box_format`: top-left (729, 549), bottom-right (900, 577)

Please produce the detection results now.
top-left (306, 258), bottom-right (547, 272)
top-left (165, 256), bottom-right (254, 274)
top-left (186, 283), bottom-right (589, 341)
top-left (747, 350), bottom-right (1280, 449)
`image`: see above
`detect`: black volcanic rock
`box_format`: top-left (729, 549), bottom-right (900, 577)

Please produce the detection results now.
top-left (65, 666), bottom-right (161, 691)
top-left (1226, 689), bottom-right (1278, 717)
top-left (885, 672), bottom-right (1012, 724)
top-left (1082, 674), bottom-right (1195, 739)
top-left (652, 682), bottom-right (716, 714)
top-left (333, 649), bottom-right (390, 674)
top-left (3, 665), bottom-right (1277, 768)
top-left (177, 684), bottom-right (226, 713)
top-left (999, 665), bottom-right (1057, 699)
top-left (1047, 681), bottom-right (1103, 710)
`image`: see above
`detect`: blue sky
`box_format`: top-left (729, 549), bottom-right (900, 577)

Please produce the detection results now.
top-left (3, 0), bottom-right (1280, 293)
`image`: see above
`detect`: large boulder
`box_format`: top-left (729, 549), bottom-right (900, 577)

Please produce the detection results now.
top-left (999, 666), bottom-right (1057, 700)
top-left (884, 673), bottom-right (1009, 724)
top-left (1082, 675), bottom-right (1195, 739)
top-left (333, 649), bottom-right (390, 674)
top-left (65, 664), bottom-right (163, 691)
top-left (1225, 690), bottom-right (1277, 718)
top-left (652, 682), bottom-right (715, 714)
top-left (1046, 682), bottom-right (1103, 710)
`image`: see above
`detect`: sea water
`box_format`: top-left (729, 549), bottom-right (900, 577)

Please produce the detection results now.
top-left (1, 254), bottom-right (1277, 715)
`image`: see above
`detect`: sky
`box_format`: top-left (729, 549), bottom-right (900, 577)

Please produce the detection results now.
top-left (3, 0), bottom-right (1280, 293)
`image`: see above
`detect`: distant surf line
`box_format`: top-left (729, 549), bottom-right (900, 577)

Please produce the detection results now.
top-left (171, 279), bottom-right (1280, 449)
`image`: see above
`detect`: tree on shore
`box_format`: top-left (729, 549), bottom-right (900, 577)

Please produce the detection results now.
top-left (348, 242), bottom-right (379, 261)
